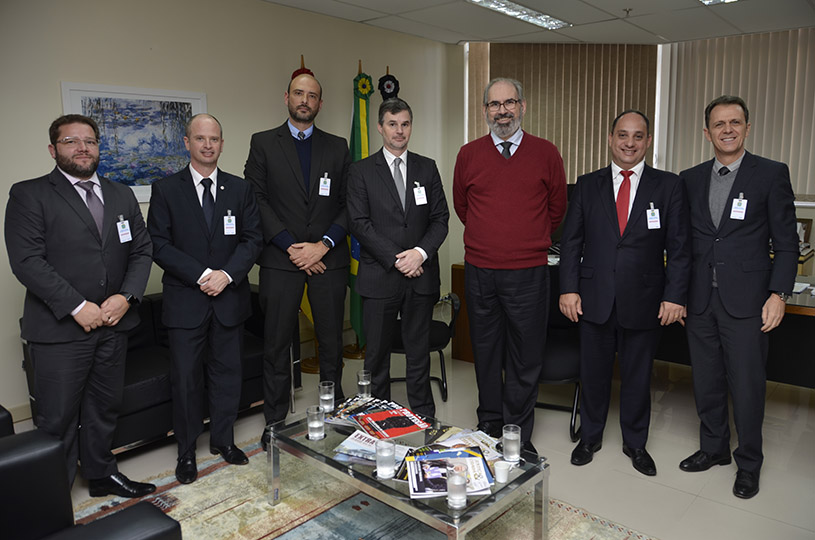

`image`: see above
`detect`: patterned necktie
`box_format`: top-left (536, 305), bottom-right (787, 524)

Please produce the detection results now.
top-left (617, 170), bottom-right (633, 235)
top-left (393, 157), bottom-right (406, 210)
top-left (501, 141), bottom-right (512, 159)
top-left (201, 178), bottom-right (215, 231)
top-left (76, 181), bottom-right (104, 236)
top-left (718, 166), bottom-right (730, 176)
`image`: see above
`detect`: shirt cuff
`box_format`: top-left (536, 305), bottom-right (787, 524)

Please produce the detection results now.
top-left (321, 235), bottom-right (335, 249)
top-left (414, 247), bottom-right (428, 262)
top-left (71, 300), bottom-right (87, 317)
top-left (272, 230), bottom-right (297, 251)
top-left (197, 268), bottom-right (213, 285)
top-left (324, 224), bottom-right (346, 249)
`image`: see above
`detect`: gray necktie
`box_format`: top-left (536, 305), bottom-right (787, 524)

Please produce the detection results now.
top-left (501, 141), bottom-right (512, 159)
top-left (201, 178), bottom-right (215, 231)
top-left (393, 157), bottom-right (406, 209)
top-left (76, 181), bottom-right (104, 236)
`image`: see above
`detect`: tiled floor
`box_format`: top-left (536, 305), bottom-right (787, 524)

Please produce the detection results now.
top-left (18, 348), bottom-right (814, 540)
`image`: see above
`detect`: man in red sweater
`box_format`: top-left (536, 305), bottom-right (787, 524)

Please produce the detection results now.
top-left (453, 78), bottom-right (567, 453)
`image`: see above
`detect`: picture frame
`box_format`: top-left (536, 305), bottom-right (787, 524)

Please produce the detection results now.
top-left (61, 82), bottom-right (207, 202)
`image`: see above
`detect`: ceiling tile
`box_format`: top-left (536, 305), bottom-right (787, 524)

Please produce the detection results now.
top-left (364, 15), bottom-right (479, 44)
top-left (556, 18), bottom-right (666, 44)
top-left (710, 0), bottom-right (815, 33)
top-left (339, 0), bottom-right (455, 16)
top-left (489, 29), bottom-right (580, 43)
top-left (516, 0), bottom-right (618, 24)
top-left (399, 1), bottom-right (542, 40)
top-left (581, 0), bottom-right (699, 18)
top-left (261, 0), bottom-right (382, 22)
top-left (630, 6), bottom-right (742, 42)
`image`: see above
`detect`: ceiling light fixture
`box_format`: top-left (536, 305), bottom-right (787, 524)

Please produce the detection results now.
top-left (466, 0), bottom-right (571, 30)
top-left (698, 0), bottom-right (739, 5)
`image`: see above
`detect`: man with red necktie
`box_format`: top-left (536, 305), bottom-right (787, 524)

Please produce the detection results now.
top-left (559, 110), bottom-right (691, 476)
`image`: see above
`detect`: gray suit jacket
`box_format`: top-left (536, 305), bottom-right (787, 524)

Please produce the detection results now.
top-left (5, 168), bottom-right (152, 342)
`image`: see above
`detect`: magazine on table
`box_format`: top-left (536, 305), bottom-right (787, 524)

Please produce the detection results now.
top-left (333, 430), bottom-right (410, 463)
top-left (354, 407), bottom-right (430, 439)
top-left (406, 454), bottom-right (493, 499)
top-left (438, 429), bottom-right (502, 462)
top-left (326, 396), bottom-right (402, 426)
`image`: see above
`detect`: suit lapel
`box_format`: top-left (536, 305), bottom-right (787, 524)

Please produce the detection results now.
top-left (98, 178), bottom-right (118, 246)
top-left (596, 167), bottom-right (620, 236)
top-left (49, 169), bottom-right (103, 244)
top-left (404, 152), bottom-right (416, 217)
top-left (276, 123), bottom-right (307, 196)
top-left (375, 150), bottom-right (405, 213)
top-left (213, 170), bottom-right (233, 235)
top-left (624, 165), bottom-right (658, 239)
top-left (178, 167), bottom-right (212, 237)
top-left (309, 128), bottom-right (324, 199)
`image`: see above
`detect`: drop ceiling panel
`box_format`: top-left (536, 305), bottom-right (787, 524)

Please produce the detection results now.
top-left (556, 18), bottom-right (665, 44)
top-left (340, 0), bottom-right (456, 16)
top-left (631, 7), bottom-right (742, 42)
top-left (365, 15), bottom-right (479, 44)
top-left (261, 0), bottom-right (382, 22)
top-left (398, 2), bottom-right (542, 39)
top-left (710, 0), bottom-right (815, 33)
top-left (516, 0), bottom-right (619, 25)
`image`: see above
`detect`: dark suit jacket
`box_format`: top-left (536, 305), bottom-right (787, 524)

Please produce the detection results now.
top-left (244, 122), bottom-right (351, 270)
top-left (680, 151), bottom-right (798, 317)
top-left (560, 164), bottom-right (691, 329)
top-left (5, 168), bottom-right (152, 343)
top-left (147, 167), bottom-right (262, 329)
top-left (347, 149), bottom-right (449, 299)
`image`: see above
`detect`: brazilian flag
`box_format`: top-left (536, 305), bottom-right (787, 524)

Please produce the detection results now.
top-left (348, 71), bottom-right (373, 347)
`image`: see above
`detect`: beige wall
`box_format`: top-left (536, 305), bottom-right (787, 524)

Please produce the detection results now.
top-left (0, 0), bottom-right (466, 418)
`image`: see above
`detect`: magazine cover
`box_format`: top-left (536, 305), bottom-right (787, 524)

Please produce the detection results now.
top-left (355, 408), bottom-right (430, 439)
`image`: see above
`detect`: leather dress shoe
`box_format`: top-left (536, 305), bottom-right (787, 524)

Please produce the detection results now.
top-left (476, 421), bottom-right (503, 439)
top-left (571, 440), bottom-right (602, 466)
top-left (623, 445), bottom-right (657, 476)
top-left (733, 469), bottom-right (760, 499)
top-left (679, 450), bottom-right (732, 472)
top-left (210, 444), bottom-right (249, 465)
top-left (88, 473), bottom-right (156, 498)
top-left (175, 454), bottom-right (198, 484)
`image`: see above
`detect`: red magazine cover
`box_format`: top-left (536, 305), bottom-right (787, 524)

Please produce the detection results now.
top-left (354, 408), bottom-right (430, 439)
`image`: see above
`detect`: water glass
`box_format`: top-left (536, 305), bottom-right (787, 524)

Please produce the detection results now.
top-left (306, 405), bottom-right (325, 440)
top-left (375, 439), bottom-right (396, 479)
top-left (319, 381), bottom-right (335, 413)
top-left (446, 463), bottom-right (468, 509)
top-left (357, 370), bottom-right (372, 397)
top-left (502, 424), bottom-right (521, 462)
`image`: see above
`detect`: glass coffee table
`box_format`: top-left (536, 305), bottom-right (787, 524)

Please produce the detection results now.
top-left (267, 416), bottom-right (549, 540)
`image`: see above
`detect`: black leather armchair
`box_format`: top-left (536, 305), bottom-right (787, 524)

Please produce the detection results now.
top-left (0, 430), bottom-right (181, 540)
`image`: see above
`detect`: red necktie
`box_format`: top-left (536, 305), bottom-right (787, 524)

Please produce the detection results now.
top-left (616, 170), bottom-right (633, 235)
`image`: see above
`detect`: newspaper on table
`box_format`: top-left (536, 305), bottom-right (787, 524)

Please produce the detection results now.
top-left (436, 429), bottom-right (502, 462)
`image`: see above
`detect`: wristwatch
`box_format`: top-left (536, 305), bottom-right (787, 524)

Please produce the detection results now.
top-left (120, 292), bottom-right (137, 305)
top-left (774, 291), bottom-right (791, 303)
top-left (321, 237), bottom-right (333, 250)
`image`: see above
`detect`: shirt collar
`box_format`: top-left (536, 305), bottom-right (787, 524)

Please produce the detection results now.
top-left (713, 151), bottom-right (745, 175)
top-left (490, 128), bottom-right (524, 151)
top-left (382, 147), bottom-right (407, 168)
top-left (287, 120), bottom-right (314, 140)
top-left (611, 159), bottom-right (646, 181)
top-left (189, 164), bottom-right (218, 186)
top-left (59, 167), bottom-right (100, 187)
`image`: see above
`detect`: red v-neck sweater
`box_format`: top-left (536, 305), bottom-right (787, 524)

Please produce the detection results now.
top-left (453, 132), bottom-right (567, 269)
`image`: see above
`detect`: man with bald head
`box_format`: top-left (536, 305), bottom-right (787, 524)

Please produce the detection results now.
top-left (245, 74), bottom-right (352, 431)
top-left (148, 113), bottom-right (262, 483)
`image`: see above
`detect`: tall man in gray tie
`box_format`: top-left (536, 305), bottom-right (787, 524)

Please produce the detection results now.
top-left (5, 114), bottom-right (155, 498)
top-left (678, 95), bottom-right (798, 499)
top-left (347, 98), bottom-right (449, 417)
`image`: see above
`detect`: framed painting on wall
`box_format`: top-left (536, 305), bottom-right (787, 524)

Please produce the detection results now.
top-left (61, 82), bottom-right (207, 202)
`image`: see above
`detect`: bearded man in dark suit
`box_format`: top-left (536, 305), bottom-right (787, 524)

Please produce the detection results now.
top-left (5, 114), bottom-right (154, 498)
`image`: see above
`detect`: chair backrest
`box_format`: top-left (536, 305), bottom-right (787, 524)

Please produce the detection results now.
top-left (0, 430), bottom-right (74, 540)
top-left (445, 293), bottom-right (462, 338)
top-left (0, 404), bottom-right (13, 437)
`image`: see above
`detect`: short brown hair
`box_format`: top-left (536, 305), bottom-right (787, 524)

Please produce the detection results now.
top-left (49, 114), bottom-right (100, 145)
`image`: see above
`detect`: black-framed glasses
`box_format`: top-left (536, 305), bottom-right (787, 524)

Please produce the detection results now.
top-left (486, 99), bottom-right (520, 112)
top-left (56, 137), bottom-right (99, 148)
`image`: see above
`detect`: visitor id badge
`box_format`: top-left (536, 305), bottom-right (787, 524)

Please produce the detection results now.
top-left (319, 173), bottom-right (331, 197)
top-left (413, 182), bottom-right (428, 205)
top-left (224, 211), bottom-right (236, 235)
top-left (117, 215), bottom-right (132, 243)
top-left (646, 203), bottom-right (661, 229)
top-left (730, 193), bottom-right (747, 220)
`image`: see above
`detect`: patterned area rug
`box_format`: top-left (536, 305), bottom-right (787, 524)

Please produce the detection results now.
top-left (75, 440), bottom-right (658, 540)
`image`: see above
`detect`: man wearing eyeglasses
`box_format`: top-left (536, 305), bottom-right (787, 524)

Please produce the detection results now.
top-left (5, 114), bottom-right (155, 497)
top-left (453, 78), bottom-right (568, 454)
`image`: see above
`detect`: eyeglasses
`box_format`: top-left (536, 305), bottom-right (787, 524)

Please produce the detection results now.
top-left (56, 137), bottom-right (99, 148)
top-left (486, 99), bottom-right (521, 112)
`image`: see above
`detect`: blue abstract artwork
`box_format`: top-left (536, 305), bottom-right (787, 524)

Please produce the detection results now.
top-left (81, 96), bottom-right (192, 186)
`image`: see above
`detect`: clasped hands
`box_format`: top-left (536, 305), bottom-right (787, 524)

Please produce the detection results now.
top-left (395, 249), bottom-right (424, 278)
top-left (73, 294), bottom-right (131, 333)
top-left (289, 242), bottom-right (328, 276)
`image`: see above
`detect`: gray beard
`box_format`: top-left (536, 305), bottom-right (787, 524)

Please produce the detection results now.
top-left (489, 115), bottom-right (522, 140)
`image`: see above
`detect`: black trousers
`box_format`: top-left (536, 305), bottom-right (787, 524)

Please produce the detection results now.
top-left (686, 288), bottom-right (768, 473)
top-left (167, 307), bottom-right (243, 458)
top-left (578, 306), bottom-right (662, 449)
top-left (362, 288), bottom-right (439, 418)
top-left (465, 263), bottom-right (549, 442)
top-left (29, 329), bottom-right (127, 484)
top-left (259, 267), bottom-right (347, 423)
